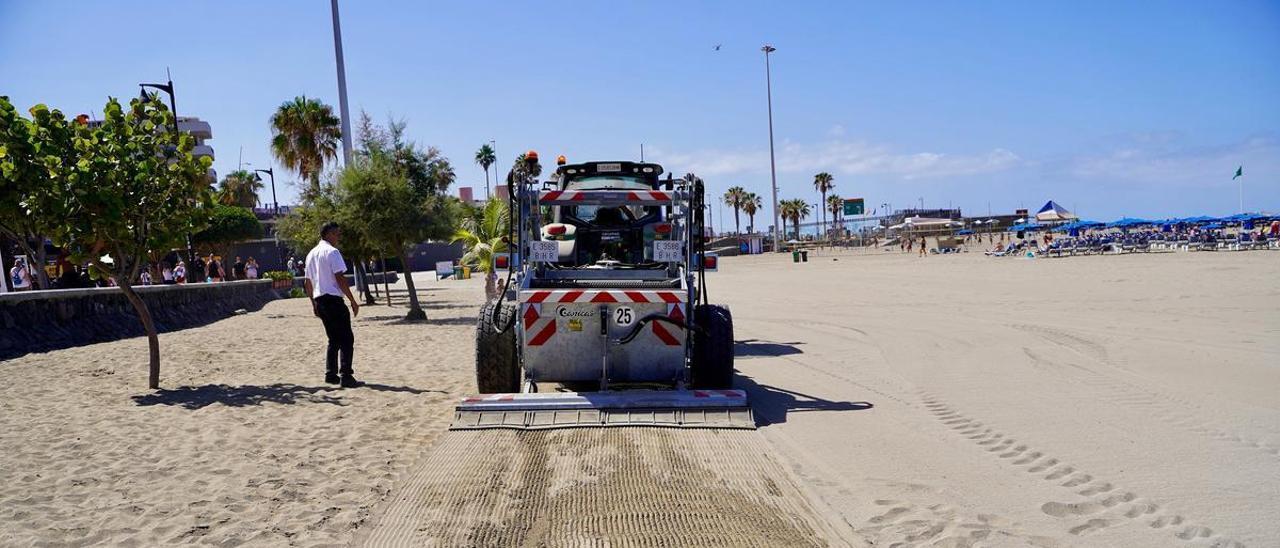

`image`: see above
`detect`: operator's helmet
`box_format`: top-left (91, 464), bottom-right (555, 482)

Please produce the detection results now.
top-left (525, 150), bottom-right (539, 164)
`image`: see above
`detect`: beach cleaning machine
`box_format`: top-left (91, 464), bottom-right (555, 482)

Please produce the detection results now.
top-left (452, 154), bottom-right (752, 430)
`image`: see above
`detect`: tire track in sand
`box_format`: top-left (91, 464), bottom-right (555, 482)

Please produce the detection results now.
top-left (920, 393), bottom-right (1245, 547)
top-left (353, 428), bottom-right (845, 547)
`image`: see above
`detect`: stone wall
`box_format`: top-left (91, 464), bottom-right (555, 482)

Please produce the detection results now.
top-left (0, 280), bottom-right (280, 361)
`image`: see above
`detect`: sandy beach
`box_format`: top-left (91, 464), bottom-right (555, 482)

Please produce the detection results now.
top-left (2, 249), bottom-right (1277, 547)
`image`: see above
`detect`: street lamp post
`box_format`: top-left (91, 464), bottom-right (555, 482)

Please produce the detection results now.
top-left (254, 168), bottom-right (278, 215)
top-left (140, 75), bottom-right (192, 267)
top-left (330, 0), bottom-right (354, 166)
top-left (762, 44), bottom-right (780, 252)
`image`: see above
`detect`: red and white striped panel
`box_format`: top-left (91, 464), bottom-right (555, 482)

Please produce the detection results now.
top-left (540, 190), bottom-right (587, 202)
top-left (521, 289), bottom-right (685, 304)
top-left (538, 190), bottom-right (673, 204)
top-left (651, 302), bottom-right (685, 346)
top-left (521, 302), bottom-right (557, 346)
top-left (625, 190), bottom-right (672, 202)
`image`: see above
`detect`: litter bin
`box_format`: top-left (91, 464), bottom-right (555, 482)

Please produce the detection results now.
top-left (792, 250), bottom-right (800, 263)
top-left (460, 266), bottom-right (471, 279)
top-left (801, 250), bottom-right (809, 262)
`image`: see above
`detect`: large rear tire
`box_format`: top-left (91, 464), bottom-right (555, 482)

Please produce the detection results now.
top-left (476, 301), bottom-right (520, 393)
top-left (691, 304), bottom-right (734, 389)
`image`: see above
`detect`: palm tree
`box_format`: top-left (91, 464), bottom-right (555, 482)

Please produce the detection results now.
top-left (827, 194), bottom-right (843, 239)
top-left (742, 192), bottom-right (763, 234)
top-left (451, 198), bottom-right (510, 300)
top-left (217, 170), bottom-right (264, 208)
top-left (780, 199), bottom-right (811, 239)
top-left (813, 172), bottom-right (835, 239)
top-left (722, 186), bottom-right (747, 234)
top-left (474, 143), bottom-right (496, 200)
top-left (508, 152), bottom-right (542, 184)
top-left (270, 96), bottom-right (342, 195)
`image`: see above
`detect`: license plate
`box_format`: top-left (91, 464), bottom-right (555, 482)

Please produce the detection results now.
top-left (597, 163), bottom-right (622, 172)
top-left (529, 240), bottom-right (558, 262)
top-left (653, 240), bottom-right (683, 262)
top-left (600, 231), bottom-right (622, 242)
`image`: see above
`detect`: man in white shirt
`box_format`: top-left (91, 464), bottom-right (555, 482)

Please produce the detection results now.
top-left (305, 221), bottom-right (362, 387)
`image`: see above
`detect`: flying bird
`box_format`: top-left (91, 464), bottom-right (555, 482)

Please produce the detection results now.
top-left (714, 44), bottom-right (721, 51)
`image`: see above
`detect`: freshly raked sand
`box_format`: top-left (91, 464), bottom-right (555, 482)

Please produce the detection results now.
top-left (1, 249), bottom-right (1277, 547)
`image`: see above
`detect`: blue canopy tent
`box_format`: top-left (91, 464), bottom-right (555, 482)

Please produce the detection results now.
top-left (1107, 217), bottom-right (1155, 228)
top-left (1053, 220), bottom-right (1103, 233)
top-left (1009, 222), bottom-right (1044, 232)
top-left (956, 229), bottom-right (975, 235)
top-left (1171, 215), bottom-right (1218, 224)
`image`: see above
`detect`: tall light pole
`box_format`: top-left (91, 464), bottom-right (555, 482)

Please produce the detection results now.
top-left (140, 73), bottom-right (192, 266)
top-left (254, 168), bottom-right (278, 215)
top-left (330, 0), bottom-right (354, 166)
top-left (762, 44), bottom-right (780, 251)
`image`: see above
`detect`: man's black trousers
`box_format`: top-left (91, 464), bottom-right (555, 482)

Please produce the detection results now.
top-left (315, 295), bottom-right (354, 376)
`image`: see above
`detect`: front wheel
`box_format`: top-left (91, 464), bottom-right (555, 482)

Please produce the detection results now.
top-left (690, 304), bottom-right (734, 389)
top-left (475, 301), bottom-right (520, 393)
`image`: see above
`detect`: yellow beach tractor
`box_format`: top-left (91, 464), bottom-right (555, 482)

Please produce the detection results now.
top-left (452, 155), bottom-right (751, 430)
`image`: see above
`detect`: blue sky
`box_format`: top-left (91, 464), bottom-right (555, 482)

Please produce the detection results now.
top-left (3, 1), bottom-right (1278, 224)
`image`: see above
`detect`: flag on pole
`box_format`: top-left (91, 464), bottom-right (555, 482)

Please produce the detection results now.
top-left (1233, 166), bottom-right (1243, 180)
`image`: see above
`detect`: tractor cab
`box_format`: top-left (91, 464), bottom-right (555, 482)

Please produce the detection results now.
top-left (541, 162), bottom-right (675, 267)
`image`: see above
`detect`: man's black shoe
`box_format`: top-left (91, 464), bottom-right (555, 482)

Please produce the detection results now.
top-left (325, 373), bottom-right (341, 385)
top-left (340, 375), bottom-right (365, 388)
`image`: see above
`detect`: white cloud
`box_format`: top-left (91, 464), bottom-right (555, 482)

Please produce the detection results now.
top-left (1069, 136), bottom-right (1279, 187)
top-left (650, 140), bottom-right (1023, 180)
top-left (826, 124), bottom-right (846, 138)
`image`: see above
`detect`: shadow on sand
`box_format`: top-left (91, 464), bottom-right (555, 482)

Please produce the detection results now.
top-left (735, 338), bottom-right (805, 358)
top-left (736, 373), bottom-right (873, 426)
top-left (132, 382), bottom-right (439, 409)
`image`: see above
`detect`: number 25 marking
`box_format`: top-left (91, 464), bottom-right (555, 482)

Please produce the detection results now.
top-left (614, 307), bottom-right (634, 326)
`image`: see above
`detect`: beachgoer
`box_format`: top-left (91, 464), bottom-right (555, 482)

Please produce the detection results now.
top-left (246, 257), bottom-right (259, 280)
top-left (919, 236), bottom-right (927, 257)
top-left (10, 258), bottom-right (32, 291)
top-left (305, 221), bottom-right (362, 388)
top-left (232, 256), bottom-right (245, 280)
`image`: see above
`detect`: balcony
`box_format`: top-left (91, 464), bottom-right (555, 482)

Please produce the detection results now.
top-left (192, 144), bottom-right (215, 160)
top-left (176, 118), bottom-right (212, 139)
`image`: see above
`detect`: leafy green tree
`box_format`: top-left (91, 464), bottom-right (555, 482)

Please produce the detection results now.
top-left (742, 192), bottom-right (762, 234)
top-left (270, 96), bottom-right (341, 195)
top-left (474, 143), bottom-right (496, 200)
top-left (49, 97), bottom-right (212, 389)
top-left (451, 198), bottom-right (509, 300)
top-left (216, 170), bottom-right (264, 208)
top-left (0, 97), bottom-right (69, 289)
top-left (723, 186), bottom-right (747, 234)
top-left (275, 181), bottom-right (383, 305)
top-left (193, 204), bottom-right (262, 255)
top-left (813, 172), bottom-right (834, 238)
top-left (336, 154), bottom-right (453, 321)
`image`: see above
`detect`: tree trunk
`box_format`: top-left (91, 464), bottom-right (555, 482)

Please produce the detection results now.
top-left (118, 281), bottom-right (162, 389)
top-left (733, 206), bottom-right (741, 235)
top-left (485, 270), bottom-right (497, 301)
top-left (355, 259), bottom-right (375, 305)
top-left (820, 191), bottom-right (827, 241)
top-left (381, 255), bottom-right (391, 306)
top-left (399, 251), bottom-right (426, 321)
